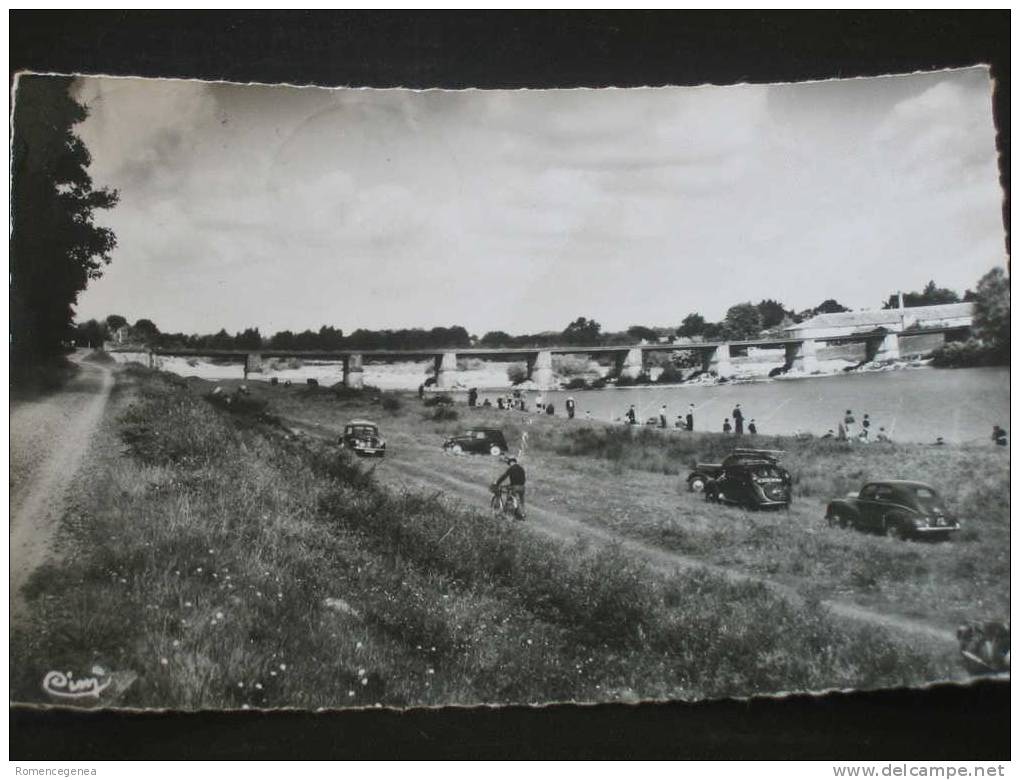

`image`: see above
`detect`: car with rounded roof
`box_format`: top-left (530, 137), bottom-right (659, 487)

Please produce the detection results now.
top-left (825, 480), bottom-right (960, 540)
top-left (443, 428), bottom-right (509, 456)
top-left (339, 419), bottom-right (386, 457)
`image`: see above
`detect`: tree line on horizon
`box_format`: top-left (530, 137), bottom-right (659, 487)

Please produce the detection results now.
top-left (77, 273), bottom-right (1006, 358)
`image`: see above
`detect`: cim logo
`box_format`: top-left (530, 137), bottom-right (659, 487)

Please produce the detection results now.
top-left (41, 669), bottom-right (113, 701)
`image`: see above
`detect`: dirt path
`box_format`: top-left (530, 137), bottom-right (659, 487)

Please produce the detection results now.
top-left (283, 414), bottom-right (958, 650)
top-left (10, 354), bottom-right (114, 616)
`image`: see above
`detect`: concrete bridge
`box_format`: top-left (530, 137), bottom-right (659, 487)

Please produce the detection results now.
top-left (136, 326), bottom-right (968, 390)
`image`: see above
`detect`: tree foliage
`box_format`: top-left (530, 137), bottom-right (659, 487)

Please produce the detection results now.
top-left (11, 76), bottom-right (118, 366)
top-left (755, 299), bottom-right (790, 330)
top-left (883, 280), bottom-right (960, 309)
top-left (972, 266), bottom-right (1010, 358)
top-left (562, 317), bottom-right (602, 345)
top-left (677, 313), bottom-right (706, 338)
top-left (626, 325), bottom-right (659, 342)
top-left (721, 303), bottom-right (762, 340)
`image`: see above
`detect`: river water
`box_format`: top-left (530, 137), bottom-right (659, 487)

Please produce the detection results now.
top-left (472, 367), bottom-right (1010, 445)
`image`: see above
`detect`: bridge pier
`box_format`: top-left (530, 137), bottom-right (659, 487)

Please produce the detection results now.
top-left (784, 339), bottom-right (818, 373)
top-left (615, 348), bottom-right (644, 381)
top-left (865, 332), bottom-right (900, 363)
top-left (245, 352), bottom-right (263, 379)
top-left (701, 344), bottom-right (734, 377)
top-left (528, 350), bottom-right (556, 389)
top-left (344, 353), bottom-right (364, 388)
top-left (434, 351), bottom-right (459, 389)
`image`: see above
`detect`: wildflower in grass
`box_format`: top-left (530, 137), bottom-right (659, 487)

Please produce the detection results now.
top-left (160, 658), bottom-right (168, 666)
top-left (357, 668), bottom-right (366, 677)
top-left (270, 671), bottom-right (277, 677)
top-left (216, 612), bottom-right (224, 620)
top-left (185, 601), bottom-right (192, 607)
top-left (427, 668), bottom-right (435, 675)
top-left (255, 683), bottom-right (262, 690)
top-left (238, 682), bottom-right (244, 688)
top-left (172, 640), bottom-right (180, 648)
top-left (279, 663), bottom-right (287, 671)
top-left (197, 568), bottom-right (203, 573)
top-left (361, 678), bottom-right (368, 686)
top-left (355, 642), bottom-right (363, 650)
top-left (348, 691), bottom-right (355, 697)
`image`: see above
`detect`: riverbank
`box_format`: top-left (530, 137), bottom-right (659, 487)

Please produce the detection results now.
top-left (11, 364), bottom-right (979, 708)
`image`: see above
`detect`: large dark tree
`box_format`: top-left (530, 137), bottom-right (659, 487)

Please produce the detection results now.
top-left (883, 280), bottom-right (960, 309)
top-left (972, 266), bottom-right (1010, 358)
top-left (11, 76), bottom-right (118, 368)
top-left (721, 302), bottom-right (762, 340)
top-left (562, 317), bottom-right (602, 345)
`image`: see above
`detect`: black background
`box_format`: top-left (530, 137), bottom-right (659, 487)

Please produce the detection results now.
top-left (9, 10), bottom-right (1011, 760)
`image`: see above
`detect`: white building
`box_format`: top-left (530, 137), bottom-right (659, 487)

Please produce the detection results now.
top-left (784, 302), bottom-right (974, 340)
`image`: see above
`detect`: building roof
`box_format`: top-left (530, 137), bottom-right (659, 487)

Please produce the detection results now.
top-left (786, 302), bottom-right (974, 332)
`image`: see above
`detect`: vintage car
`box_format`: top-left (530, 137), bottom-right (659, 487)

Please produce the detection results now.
top-left (702, 453), bottom-right (792, 510)
top-left (824, 480), bottom-right (960, 540)
top-left (339, 419), bottom-right (386, 457)
top-left (443, 428), bottom-right (509, 456)
top-left (687, 449), bottom-right (787, 493)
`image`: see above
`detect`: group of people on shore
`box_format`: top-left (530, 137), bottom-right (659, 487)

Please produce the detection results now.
top-left (465, 387), bottom-right (593, 421)
top-left (449, 386), bottom-right (1009, 448)
top-left (817, 409), bottom-right (889, 444)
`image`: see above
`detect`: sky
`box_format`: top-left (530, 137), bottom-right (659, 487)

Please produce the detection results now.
top-left (66, 67), bottom-right (1006, 337)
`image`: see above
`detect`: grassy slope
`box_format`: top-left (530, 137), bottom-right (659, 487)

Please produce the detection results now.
top-left (263, 384), bottom-right (1009, 628)
top-left (10, 368), bottom-right (955, 708)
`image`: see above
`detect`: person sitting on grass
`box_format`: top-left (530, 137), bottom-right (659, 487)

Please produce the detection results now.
top-left (492, 457), bottom-right (527, 520)
top-left (876, 427), bottom-right (891, 442)
top-left (992, 425), bottom-right (1008, 446)
top-left (748, 419), bottom-right (757, 435)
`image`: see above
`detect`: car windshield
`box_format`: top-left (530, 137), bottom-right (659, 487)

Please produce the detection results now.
top-left (350, 426), bottom-right (377, 437)
top-left (750, 465), bottom-right (783, 479)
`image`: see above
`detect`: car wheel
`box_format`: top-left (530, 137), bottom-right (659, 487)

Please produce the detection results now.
top-left (826, 513), bottom-right (845, 529)
top-left (489, 445), bottom-right (502, 456)
top-left (688, 476), bottom-right (706, 493)
top-left (451, 444), bottom-right (463, 455)
top-left (885, 519), bottom-right (906, 540)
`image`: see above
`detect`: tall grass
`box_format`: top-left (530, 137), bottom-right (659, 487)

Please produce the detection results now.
top-left (11, 368), bottom-right (955, 709)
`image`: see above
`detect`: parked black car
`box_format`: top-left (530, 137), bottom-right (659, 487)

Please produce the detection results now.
top-left (704, 460), bottom-right (792, 509)
top-left (339, 419), bottom-right (386, 457)
top-left (443, 428), bottom-right (509, 456)
top-left (688, 449), bottom-right (786, 493)
top-left (825, 480), bottom-right (960, 540)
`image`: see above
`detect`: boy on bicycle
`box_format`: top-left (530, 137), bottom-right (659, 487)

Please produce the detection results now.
top-left (493, 457), bottom-right (527, 519)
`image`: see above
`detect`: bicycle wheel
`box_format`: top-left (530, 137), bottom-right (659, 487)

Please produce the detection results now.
top-left (490, 493), bottom-right (504, 518)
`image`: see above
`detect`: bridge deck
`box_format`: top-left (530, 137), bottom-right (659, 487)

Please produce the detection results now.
top-left (123, 326), bottom-right (963, 361)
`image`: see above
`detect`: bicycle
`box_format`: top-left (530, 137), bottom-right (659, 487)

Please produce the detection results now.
top-left (490, 484), bottom-right (524, 520)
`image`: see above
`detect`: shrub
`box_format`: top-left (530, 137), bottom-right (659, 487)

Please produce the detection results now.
top-left (563, 377), bottom-right (588, 390)
top-left (381, 395), bottom-right (402, 412)
top-left (423, 393), bottom-right (454, 407)
top-left (430, 406), bottom-right (459, 421)
top-left (930, 339), bottom-right (1006, 368)
top-left (506, 363), bottom-right (528, 384)
top-left (82, 349), bottom-right (116, 365)
top-left (655, 364), bottom-right (684, 384)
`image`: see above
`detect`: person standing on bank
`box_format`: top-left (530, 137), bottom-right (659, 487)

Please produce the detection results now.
top-left (566, 396), bottom-right (576, 419)
top-left (733, 404), bottom-right (744, 435)
top-left (659, 404), bottom-right (668, 429)
top-left (748, 419), bottom-right (757, 435)
top-left (468, 387), bottom-right (478, 407)
top-left (626, 405), bottom-right (637, 425)
top-left (844, 409), bottom-right (856, 440)
top-left (686, 404), bottom-right (694, 432)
